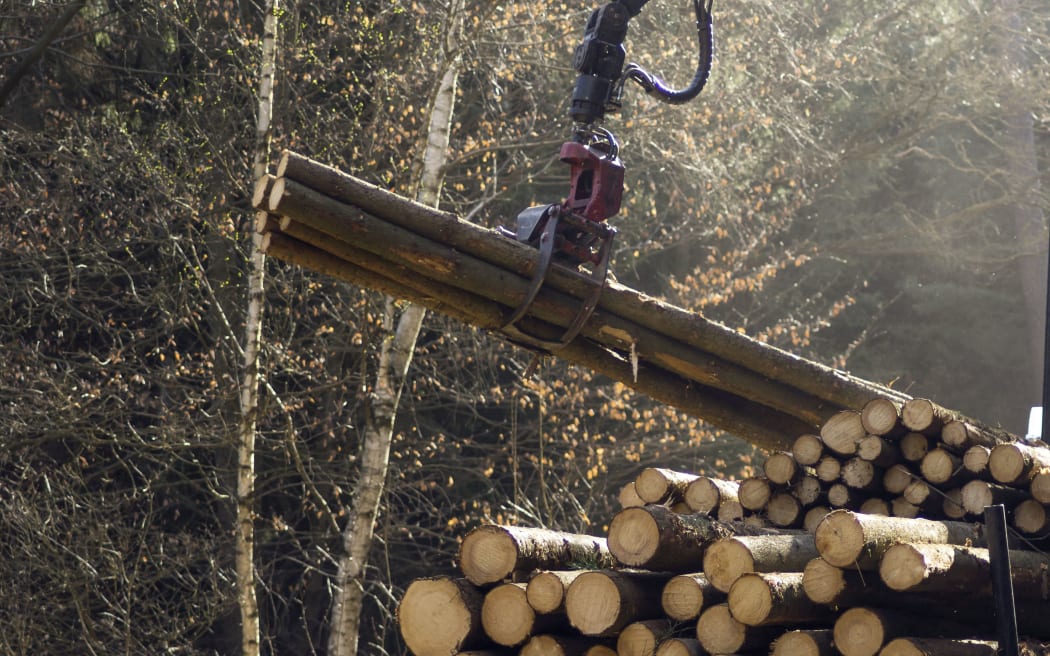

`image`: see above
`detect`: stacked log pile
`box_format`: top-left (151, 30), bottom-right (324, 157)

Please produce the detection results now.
top-left (398, 399), bottom-right (1050, 655)
top-left (248, 153), bottom-right (1050, 653)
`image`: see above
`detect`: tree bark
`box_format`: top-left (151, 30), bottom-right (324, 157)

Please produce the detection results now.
top-left (879, 542), bottom-right (1050, 601)
top-left (633, 468), bottom-right (699, 505)
top-left (236, 2), bottom-right (279, 653)
top-left (606, 504), bottom-right (789, 571)
top-left (327, 5), bottom-right (463, 654)
top-left (459, 525), bottom-right (614, 586)
top-left (727, 572), bottom-right (834, 626)
top-left (702, 533), bottom-right (818, 593)
top-left (814, 510), bottom-right (987, 569)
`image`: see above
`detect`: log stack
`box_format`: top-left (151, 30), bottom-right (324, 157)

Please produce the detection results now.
top-left (249, 153), bottom-right (1050, 653)
top-left (397, 401), bottom-right (1050, 655)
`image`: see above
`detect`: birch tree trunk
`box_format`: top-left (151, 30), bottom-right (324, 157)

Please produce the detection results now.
top-left (326, 3), bottom-right (463, 655)
top-left (238, 2), bottom-right (279, 654)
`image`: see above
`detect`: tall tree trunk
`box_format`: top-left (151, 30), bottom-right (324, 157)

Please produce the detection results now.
top-left (238, 2), bottom-right (279, 654)
top-left (326, 3), bottom-right (463, 655)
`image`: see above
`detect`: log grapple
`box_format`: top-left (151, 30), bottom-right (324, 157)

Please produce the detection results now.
top-left (500, 0), bottom-right (715, 352)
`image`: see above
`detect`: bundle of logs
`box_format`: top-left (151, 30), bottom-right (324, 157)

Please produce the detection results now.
top-left (397, 397), bottom-right (1050, 656)
top-left (249, 151), bottom-right (1022, 453)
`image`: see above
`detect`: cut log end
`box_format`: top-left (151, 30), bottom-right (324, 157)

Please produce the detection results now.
top-left (398, 577), bottom-right (484, 656)
top-left (459, 526), bottom-right (520, 585)
top-left (813, 510), bottom-right (865, 568)
top-left (654, 637), bottom-right (704, 656)
top-left (695, 604), bottom-right (746, 654)
top-left (661, 574), bottom-right (716, 621)
top-left (564, 571), bottom-right (621, 635)
top-left (802, 557), bottom-right (845, 605)
top-left (726, 573), bottom-right (773, 625)
top-left (833, 607), bottom-right (886, 656)
top-left (771, 629), bottom-right (835, 656)
top-left (878, 543), bottom-right (928, 592)
top-left (481, 583), bottom-right (534, 647)
top-left (607, 507), bottom-right (659, 567)
top-left (703, 539), bottom-right (753, 593)
top-left (861, 398), bottom-right (901, 436)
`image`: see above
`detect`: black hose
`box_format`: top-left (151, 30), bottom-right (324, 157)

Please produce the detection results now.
top-left (623, 0), bottom-right (713, 105)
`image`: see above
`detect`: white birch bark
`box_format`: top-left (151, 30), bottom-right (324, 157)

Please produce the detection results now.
top-left (238, 1), bottom-right (279, 654)
top-left (327, 3), bottom-right (463, 655)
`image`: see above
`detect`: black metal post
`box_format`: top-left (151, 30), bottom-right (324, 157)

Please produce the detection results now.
top-left (984, 504), bottom-right (1020, 656)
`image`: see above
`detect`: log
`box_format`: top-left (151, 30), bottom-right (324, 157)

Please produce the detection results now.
top-left (960, 480), bottom-right (1030, 516)
top-left (828, 483), bottom-right (868, 509)
top-left (766, 492), bottom-right (805, 528)
top-left (765, 451), bottom-right (805, 485)
top-left (820, 410), bottom-right (866, 456)
top-left (727, 571), bottom-right (835, 626)
top-left (564, 570), bottom-right (671, 636)
top-left (702, 533), bottom-right (818, 593)
top-left (899, 433), bottom-right (932, 463)
top-left (989, 442), bottom-right (1050, 485)
top-left (615, 619), bottom-right (677, 656)
top-left (792, 475), bottom-right (825, 507)
top-left (833, 607), bottom-right (968, 656)
top-left (738, 476), bottom-right (773, 512)
top-left (941, 419), bottom-right (1015, 450)
top-left (883, 464), bottom-right (917, 495)
top-left (879, 638), bottom-right (997, 656)
top-left (861, 398), bottom-right (903, 437)
top-left (962, 445), bottom-right (991, 475)
top-left (879, 542), bottom-right (1050, 601)
top-left (634, 468), bottom-right (699, 505)
top-left (857, 435), bottom-right (901, 469)
top-left (1030, 468), bottom-right (1050, 504)
top-left (1013, 498), bottom-right (1050, 535)
top-left (803, 557), bottom-right (875, 606)
top-left (770, 629), bottom-right (836, 656)
top-left (694, 603), bottom-right (783, 655)
top-left (942, 488), bottom-right (967, 520)
top-left (793, 434), bottom-right (825, 466)
top-left (901, 398), bottom-right (954, 435)
top-left (519, 635), bottom-right (615, 656)
top-left (482, 582), bottom-right (569, 647)
top-left (813, 510), bottom-right (986, 569)
top-left (683, 476), bottom-right (739, 515)
top-left (459, 525), bottom-right (614, 585)
top-left (841, 458), bottom-right (883, 491)
top-left (619, 482), bottom-right (645, 509)
top-left (920, 448), bottom-right (971, 486)
top-left (660, 573), bottom-right (725, 621)
top-left (606, 505), bottom-right (784, 570)
top-left (858, 498), bottom-right (890, 516)
top-left (803, 506), bottom-right (831, 533)
top-left (816, 455), bottom-right (843, 483)
top-left (716, 499), bottom-right (745, 523)
top-left (398, 577), bottom-right (487, 656)
top-left (654, 637), bottom-right (704, 656)
top-left (274, 150), bottom-right (910, 415)
top-left (526, 570), bottom-right (591, 614)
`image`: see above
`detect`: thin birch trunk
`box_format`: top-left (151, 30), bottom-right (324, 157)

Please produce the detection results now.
top-left (238, 2), bottom-right (279, 654)
top-left (326, 3), bottom-right (463, 655)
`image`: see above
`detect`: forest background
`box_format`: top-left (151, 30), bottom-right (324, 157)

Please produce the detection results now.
top-left (0, 0), bottom-right (1047, 654)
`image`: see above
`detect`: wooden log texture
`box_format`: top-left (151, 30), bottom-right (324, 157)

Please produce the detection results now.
top-left (459, 525), bottom-right (614, 585)
top-left (1030, 468), bottom-right (1050, 503)
top-left (879, 637), bottom-right (997, 656)
top-left (814, 510), bottom-right (986, 569)
top-left (619, 482), bottom-right (645, 509)
top-left (765, 451), bottom-right (805, 485)
top-left (564, 570), bottom-right (672, 636)
top-left (861, 398), bottom-right (903, 437)
top-left (634, 468), bottom-right (699, 505)
top-left (615, 619), bottom-right (677, 656)
top-left (398, 577), bottom-right (487, 656)
top-left (989, 442), bottom-right (1050, 485)
top-left (606, 504), bottom-right (785, 571)
top-left (1014, 498), bottom-right (1050, 535)
top-left (526, 570), bottom-right (591, 614)
top-left (766, 492), bottom-right (805, 528)
top-left (738, 476), bottom-right (774, 512)
top-left (694, 603), bottom-right (783, 655)
top-left (833, 607), bottom-right (968, 656)
top-left (660, 573), bottom-right (724, 621)
top-left (793, 434), bottom-right (825, 466)
top-left (901, 398), bottom-right (954, 435)
top-left (684, 476), bottom-right (739, 514)
top-left (519, 635), bottom-right (615, 656)
top-left (879, 542), bottom-right (1050, 601)
top-left (727, 571), bottom-right (835, 626)
top-left (770, 629), bottom-right (836, 656)
top-left (703, 533), bottom-right (819, 593)
top-left (857, 435), bottom-right (901, 469)
top-left (960, 480), bottom-right (1030, 516)
top-left (482, 582), bottom-right (569, 647)
top-left (654, 637), bottom-right (704, 656)
top-left (820, 410), bottom-right (866, 456)
top-left (920, 448), bottom-right (971, 486)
